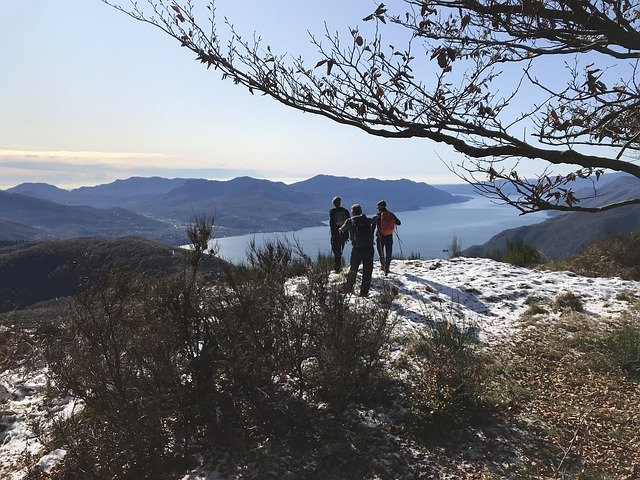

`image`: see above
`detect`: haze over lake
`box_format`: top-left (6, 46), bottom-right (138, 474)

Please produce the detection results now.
top-left (212, 196), bottom-right (548, 264)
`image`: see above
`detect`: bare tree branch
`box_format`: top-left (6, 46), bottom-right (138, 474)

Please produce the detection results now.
top-left (103, 0), bottom-right (640, 213)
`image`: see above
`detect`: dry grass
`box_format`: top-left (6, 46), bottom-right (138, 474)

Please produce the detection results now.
top-left (487, 309), bottom-right (640, 479)
top-left (551, 230), bottom-right (640, 281)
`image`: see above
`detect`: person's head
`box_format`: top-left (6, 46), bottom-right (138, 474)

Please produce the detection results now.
top-left (332, 196), bottom-right (342, 207)
top-left (377, 200), bottom-right (387, 210)
top-left (351, 203), bottom-right (362, 215)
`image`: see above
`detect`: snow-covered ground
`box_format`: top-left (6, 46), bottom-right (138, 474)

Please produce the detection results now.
top-left (1, 257), bottom-right (638, 478)
top-left (360, 257), bottom-right (637, 345)
top-left (0, 366), bottom-right (77, 479)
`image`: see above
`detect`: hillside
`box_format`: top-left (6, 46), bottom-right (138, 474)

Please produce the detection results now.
top-left (8, 177), bottom-right (189, 208)
top-left (2, 257), bottom-right (638, 478)
top-left (436, 171), bottom-right (631, 197)
top-left (0, 219), bottom-right (48, 245)
top-left (0, 236), bottom-right (223, 312)
top-left (464, 175), bottom-right (640, 260)
top-left (0, 191), bottom-right (184, 244)
top-left (4, 183), bottom-right (72, 204)
top-left (132, 177), bottom-right (323, 229)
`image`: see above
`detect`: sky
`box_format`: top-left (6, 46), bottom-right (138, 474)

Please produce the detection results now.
top-left (0, 1), bottom-right (612, 190)
top-left (0, 0), bottom-right (473, 189)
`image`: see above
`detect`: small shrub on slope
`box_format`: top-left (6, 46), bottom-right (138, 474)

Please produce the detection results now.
top-left (392, 251), bottom-right (421, 260)
top-left (552, 290), bottom-right (584, 312)
top-left (314, 250), bottom-right (335, 272)
top-left (600, 319), bottom-right (640, 378)
top-left (490, 239), bottom-right (544, 267)
top-left (448, 233), bottom-right (463, 258)
top-left (405, 320), bottom-right (488, 436)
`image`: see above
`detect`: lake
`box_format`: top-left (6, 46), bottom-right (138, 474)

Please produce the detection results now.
top-left (211, 196), bottom-right (548, 264)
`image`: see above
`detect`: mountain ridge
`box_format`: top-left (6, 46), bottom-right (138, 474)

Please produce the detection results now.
top-left (4, 175), bottom-right (467, 242)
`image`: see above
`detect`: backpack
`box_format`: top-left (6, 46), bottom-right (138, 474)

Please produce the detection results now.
top-left (351, 215), bottom-right (373, 248)
top-left (333, 209), bottom-right (348, 229)
top-left (379, 211), bottom-right (396, 236)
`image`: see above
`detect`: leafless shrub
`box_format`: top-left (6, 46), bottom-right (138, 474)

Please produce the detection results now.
top-left (37, 231), bottom-right (396, 477)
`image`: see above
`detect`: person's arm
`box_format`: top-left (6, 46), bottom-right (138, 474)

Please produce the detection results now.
top-left (338, 218), bottom-right (350, 235)
top-left (373, 213), bottom-right (381, 235)
top-left (394, 213), bottom-right (401, 226)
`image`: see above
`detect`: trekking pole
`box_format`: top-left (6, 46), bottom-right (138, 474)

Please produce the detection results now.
top-left (376, 234), bottom-right (385, 270)
top-left (394, 227), bottom-right (404, 259)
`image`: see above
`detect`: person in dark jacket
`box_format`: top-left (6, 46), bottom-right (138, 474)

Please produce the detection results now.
top-left (329, 196), bottom-right (350, 272)
top-left (373, 200), bottom-right (401, 275)
top-left (339, 203), bottom-right (375, 297)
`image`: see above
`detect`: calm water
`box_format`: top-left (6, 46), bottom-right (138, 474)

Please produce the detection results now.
top-left (211, 196), bottom-right (548, 264)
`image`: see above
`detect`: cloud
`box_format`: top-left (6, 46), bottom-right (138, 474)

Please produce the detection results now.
top-left (0, 147), bottom-right (270, 189)
top-left (0, 148), bottom-right (171, 168)
top-left (0, 147), bottom-right (464, 190)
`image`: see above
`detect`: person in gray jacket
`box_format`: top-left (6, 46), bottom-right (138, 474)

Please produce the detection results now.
top-left (339, 204), bottom-right (375, 297)
top-left (329, 196), bottom-right (350, 272)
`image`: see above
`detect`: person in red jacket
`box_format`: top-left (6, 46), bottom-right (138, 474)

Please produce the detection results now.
top-left (373, 200), bottom-right (401, 275)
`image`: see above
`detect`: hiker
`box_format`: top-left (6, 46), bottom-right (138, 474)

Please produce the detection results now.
top-left (373, 200), bottom-right (401, 275)
top-left (338, 203), bottom-right (375, 297)
top-left (329, 196), bottom-right (350, 272)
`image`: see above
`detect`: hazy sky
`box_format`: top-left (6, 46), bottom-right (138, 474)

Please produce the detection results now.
top-left (0, 1), bottom-right (580, 190)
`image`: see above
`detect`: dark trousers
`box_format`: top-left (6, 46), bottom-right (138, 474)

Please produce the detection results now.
top-left (331, 236), bottom-right (346, 272)
top-left (377, 235), bottom-right (393, 273)
top-left (345, 245), bottom-right (374, 296)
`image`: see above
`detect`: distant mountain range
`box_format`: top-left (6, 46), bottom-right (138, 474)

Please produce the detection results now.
top-left (2, 175), bottom-right (468, 245)
top-left (464, 175), bottom-right (640, 260)
top-left (4, 172), bottom-right (640, 264)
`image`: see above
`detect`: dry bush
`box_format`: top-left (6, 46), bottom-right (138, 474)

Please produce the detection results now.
top-left (42, 268), bottom-right (192, 478)
top-left (306, 290), bottom-right (395, 407)
top-left (552, 290), bottom-right (584, 313)
top-left (213, 240), bottom-right (395, 410)
top-left (37, 235), bottom-right (396, 478)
